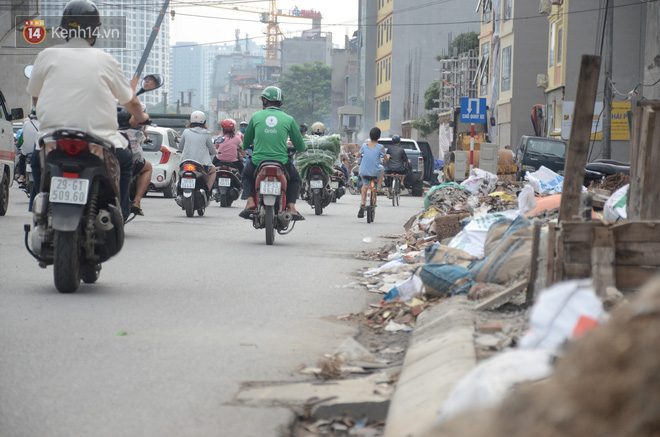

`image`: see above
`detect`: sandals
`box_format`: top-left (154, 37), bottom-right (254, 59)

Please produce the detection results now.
top-left (238, 208), bottom-right (256, 219)
top-left (130, 203), bottom-right (144, 216)
top-left (291, 212), bottom-right (305, 221)
top-left (357, 205), bottom-right (365, 218)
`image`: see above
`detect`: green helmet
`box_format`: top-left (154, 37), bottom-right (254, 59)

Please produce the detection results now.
top-left (260, 86), bottom-right (283, 104)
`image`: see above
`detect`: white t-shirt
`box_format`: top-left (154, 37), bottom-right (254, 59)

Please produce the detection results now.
top-left (26, 38), bottom-right (134, 148)
top-left (21, 118), bottom-right (40, 155)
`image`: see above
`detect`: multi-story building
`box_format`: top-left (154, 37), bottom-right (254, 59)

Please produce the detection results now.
top-left (359, 0), bottom-right (479, 139)
top-left (37, 0), bottom-right (170, 108)
top-left (540, 0), bottom-right (646, 162)
top-left (477, 0), bottom-right (548, 151)
top-left (170, 42), bottom-right (218, 115)
top-left (281, 31), bottom-right (333, 74)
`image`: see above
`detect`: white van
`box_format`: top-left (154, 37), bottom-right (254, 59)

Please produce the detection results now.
top-left (0, 90), bottom-right (24, 215)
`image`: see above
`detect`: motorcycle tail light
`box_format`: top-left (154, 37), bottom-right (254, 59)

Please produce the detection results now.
top-left (262, 167), bottom-right (282, 177)
top-left (57, 138), bottom-right (89, 156)
top-left (159, 146), bottom-right (171, 164)
top-left (183, 164), bottom-right (196, 171)
top-left (310, 167), bottom-right (323, 175)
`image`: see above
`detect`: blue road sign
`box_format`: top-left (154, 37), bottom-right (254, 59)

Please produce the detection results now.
top-left (460, 97), bottom-right (487, 124)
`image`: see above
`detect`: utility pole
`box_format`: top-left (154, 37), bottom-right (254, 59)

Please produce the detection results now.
top-left (130, 0), bottom-right (170, 91)
top-left (162, 91), bottom-right (167, 113)
top-left (602, 0), bottom-right (613, 159)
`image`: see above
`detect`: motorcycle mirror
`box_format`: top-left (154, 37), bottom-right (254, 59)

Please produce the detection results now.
top-left (136, 74), bottom-right (164, 96)
top-left (24, 65), bottom-right (33, 79)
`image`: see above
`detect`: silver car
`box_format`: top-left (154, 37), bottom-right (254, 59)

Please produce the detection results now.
top-left (144, 126), bottom-right (182, 198)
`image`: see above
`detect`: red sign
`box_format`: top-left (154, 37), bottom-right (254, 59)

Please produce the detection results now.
top-left (23, 20), bottom-right (46, 45)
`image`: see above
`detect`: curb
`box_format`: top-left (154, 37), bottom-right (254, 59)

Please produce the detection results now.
top-left (383, 296), bottom-right (476, 437)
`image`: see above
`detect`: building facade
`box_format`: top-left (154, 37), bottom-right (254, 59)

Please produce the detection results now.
top-left (359, 0), bottom-right (480, 140)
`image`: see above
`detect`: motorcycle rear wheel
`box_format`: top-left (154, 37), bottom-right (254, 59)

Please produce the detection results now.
top-left (265, 205), bottom-right (275, 245)
top-left (314, 192), bottom-right (323, 215)
top-left (54, 230), bottom-right (81, 293)
top-left (220, 193), bottom-right (229, 207)
top-left (183, 196), bottom-right (194, 217)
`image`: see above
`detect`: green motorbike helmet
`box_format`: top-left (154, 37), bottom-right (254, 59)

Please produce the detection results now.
top-left (260, 86), bottom-right (283, 104)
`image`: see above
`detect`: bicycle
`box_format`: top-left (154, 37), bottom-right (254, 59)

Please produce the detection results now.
top-left (363, 175), bottom-right (377, 223)
top-left (386, 171), bottom-right (403, 206)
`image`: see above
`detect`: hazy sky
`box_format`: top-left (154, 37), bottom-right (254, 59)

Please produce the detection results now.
top-left (168, 0), bottom-right (359, 48)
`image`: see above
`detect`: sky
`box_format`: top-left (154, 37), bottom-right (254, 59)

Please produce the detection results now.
top-left (168, 0), bottom-right (359, 49)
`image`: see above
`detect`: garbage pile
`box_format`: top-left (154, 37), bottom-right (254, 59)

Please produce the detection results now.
top-left (295, 134), bottom-right (341, 179)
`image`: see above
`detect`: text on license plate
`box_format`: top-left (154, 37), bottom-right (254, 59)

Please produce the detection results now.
top-left (310, 180), bottom-right (323, 189)
top-left (49, 177), bottom-right (89, 205)
top-left (330, 181), bottom-right (339, 189)
top-left (181, 178), bottom-right (196, 189)
top-left (260, 181), bottom-right (281, 195)
top-left (218, 178), bottom-right (231, 187)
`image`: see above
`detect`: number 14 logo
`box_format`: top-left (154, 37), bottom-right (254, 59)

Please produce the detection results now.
top-left (23, 20), bottom-right (46, 45)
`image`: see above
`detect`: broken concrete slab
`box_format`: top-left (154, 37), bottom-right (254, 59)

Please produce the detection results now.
top-left (235, 373), bottom-right (392, 421)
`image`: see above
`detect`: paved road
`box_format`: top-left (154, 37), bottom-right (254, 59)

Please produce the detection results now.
top-left (0, 185), bottom-right (424, 436)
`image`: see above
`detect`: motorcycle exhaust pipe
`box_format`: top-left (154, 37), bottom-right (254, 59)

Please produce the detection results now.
top-left (280, 211), bottom-right (292, 223)
top-left (95, 209), bottom-right (114, 231)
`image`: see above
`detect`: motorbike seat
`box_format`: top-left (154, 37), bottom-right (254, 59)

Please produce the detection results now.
top-left (255, 160), bottom-right (290, 180)
top-left (585, 161), bottom-right (630, 176)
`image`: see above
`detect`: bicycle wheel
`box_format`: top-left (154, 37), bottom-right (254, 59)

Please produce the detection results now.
top-left (394, 177), bottom-right (400, 206)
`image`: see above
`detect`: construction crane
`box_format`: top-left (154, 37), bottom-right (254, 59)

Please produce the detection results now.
top-left (202, 2), bottom-right (322, 62)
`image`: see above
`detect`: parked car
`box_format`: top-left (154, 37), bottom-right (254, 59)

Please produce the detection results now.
top-left (378, 137), bottom-right (425, 196)
top-left (144, 126), bottom-right (181, 197)
top-left (515, 135), bottom-right (567, 181)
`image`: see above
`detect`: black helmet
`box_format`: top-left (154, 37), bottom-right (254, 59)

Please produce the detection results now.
top-left (60, 0), bottom-right (101, 41)
top-left (391, 135), bottom-right (401, 144)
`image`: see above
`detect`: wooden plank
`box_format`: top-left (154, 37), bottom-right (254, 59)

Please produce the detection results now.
top-left (591, 227), bottom-right (616, 296)
top-left (555, 232), bottom-right (565, 282)
top-left (545, 223), bottom-right (557, 288)
top-left (559, 55), bottom-right (602, 223)
top-left (475, 279), bottom-right (528, 311)
top-left (615, 265), bottom-right (659, 290)
top-left (560, 221), bottom-right (603, 243)
top-left (630, 108), bottom-right (656, 220)
top-left (612, 221), bottom-right (660, 242)
top-left (628, 105), bottom-right (644, 220)
top-left (615, 242), bottom-right (660, 266)
top-left (648, 110), bottom-right (660, 220)
top-left (564, 242), bottom-right (591, 265)
top-left (563, 263), bottom-right (590, 278)
top-left (526, 222), bottom-right (541, 306)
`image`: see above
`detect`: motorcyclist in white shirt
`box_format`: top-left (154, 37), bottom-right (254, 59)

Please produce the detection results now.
top-left (26, 0), bottom-right (149, 220)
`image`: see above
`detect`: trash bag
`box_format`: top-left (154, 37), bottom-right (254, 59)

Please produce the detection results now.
top-left (460, 168), bottom-right (498, 195)
top-left (424, 242), bottom-right (476, 268)
top-left (419, 263), bottom-right (474, 297)
top-left (526, 165), bottom-right (564, 194)
top-left (603, 184), bottom-right (628, 222)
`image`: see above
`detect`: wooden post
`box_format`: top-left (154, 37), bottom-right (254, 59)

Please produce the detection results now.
top-left (545, 223), bottom-right (556, 288)
top-left (526, 221), bottom-right (542, 307)
top-left (591, 226), bottom-right (616, 296)
top-left (629, 102), bottom-right (660, 220)
top-left (559, 55), bottom-right (602, 223)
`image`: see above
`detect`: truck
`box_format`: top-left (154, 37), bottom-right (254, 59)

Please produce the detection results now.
top-left (515, 135), bottom-right (567, 181)
top-left (378, 137), bottom-right (425, 196)
top-left (0, 89), bottom-right (24, 215)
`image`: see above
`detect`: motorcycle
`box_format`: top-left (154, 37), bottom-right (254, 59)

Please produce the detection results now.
top-left (247, 160), bottom-right (295, 245)
top-left (212, 161), bottom-right (242, 207)
top-left (24, 129), bottom-right (125, 293)
top-left (175, 159), bottom-right (210, 217)
top-left (330, 164), bottom-right (347, 203)
top-left (302, 164), bottom-right (333, 215)
top-left (583, 159), bottom-right (630, 186)
top-left (347, 164), bottom-right (361, 195)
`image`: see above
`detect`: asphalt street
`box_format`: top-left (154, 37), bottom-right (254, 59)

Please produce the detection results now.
top-left (0, 184), bottom-right (424, 437)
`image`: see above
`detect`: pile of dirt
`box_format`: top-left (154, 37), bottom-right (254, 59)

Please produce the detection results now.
top-left (437, 277), bottom-right (660, 437)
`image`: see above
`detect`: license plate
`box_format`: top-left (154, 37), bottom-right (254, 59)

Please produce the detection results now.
top-left (49, 177), bottom-right (89, 205)
top-left (181, 178), bottom-right (196, 189)
top-left (330, 181), bottom-right (339, 189)
top-left (260, 180), bottom-right (281, 195)
top-left (310, 180), bottom-right (323, 189)
top-left (218, 178), bottom-right (231, 187)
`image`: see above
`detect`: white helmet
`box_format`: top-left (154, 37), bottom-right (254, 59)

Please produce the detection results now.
top-left (190, 110), bottom-right (206, 125)
top-left (311, 121), bottom-right (325, 135)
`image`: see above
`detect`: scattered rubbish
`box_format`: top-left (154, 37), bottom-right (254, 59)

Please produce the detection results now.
top-left (517, 184), bottom-right (537, 215)
top-left (384, 320), bottom-right (412, 332)
top-left (448, 210), bottom-right (521, 258)
top-left (363, 236), bottom-right (374, 244)
top-left (525, 193), bottom-right (561, 217)
top-left (116, 331), bottom-right (128, 336)
top-left (603, 183), bottom-right (628, 222)
top-left (363, 259), bottom-right (405, 277)
top-left (525, 165), bottom-right (564, 194)
top-left (424, 182), bottom-right (472, 210)
top-left (383, 273), bottom-right (424, 302)
top-left (335, 337), bottom-right (378, 363)
top-left (460, 168), bottom-right (499, 195)
top-left (519, 279), bottom-right (605, 352)
top-left (468, 283), bottom-right (505, 301)
top-left (438, 349), bottom-right (555, 423)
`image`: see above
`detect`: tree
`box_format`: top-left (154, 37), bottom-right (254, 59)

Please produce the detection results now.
top-left (435, 31), bottom-right (479, 60)
top-left (278, 61), bottom-right (332, 128)
top-left (423, 82), bottom-right (441, 111)
top-left (411, 113), bottom-right (440, 139)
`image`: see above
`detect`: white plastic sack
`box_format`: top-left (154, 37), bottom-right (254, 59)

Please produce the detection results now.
top-left (603, 184), bottom-right (628, 223)
top-left (519, 279), bottom-right (606, 351)
top-left (363, 259), bottom-right (405, 277)
top-left (460, 168), bottom-right (499, 195)
top-left (525, 165), bottom-right (564, 194)
top-left (518, 184), bottom-right (537, 215)
top-left (439, 349), bottom-right (554, 423)
top-left (448, 210), bottom-right (521, 258)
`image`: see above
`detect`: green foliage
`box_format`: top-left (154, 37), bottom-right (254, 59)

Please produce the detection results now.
top-left (435, 31), bottom-right (479, 60)
top-left (278, 61), bottom-right (332, 128)
top-left (424, 82), bottom-right (441, 111)
top-left (411, 113), bottom-right (439, 139)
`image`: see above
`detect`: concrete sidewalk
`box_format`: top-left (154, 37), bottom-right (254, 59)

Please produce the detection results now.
top-left (383, 296), bottom-right (476, 437)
